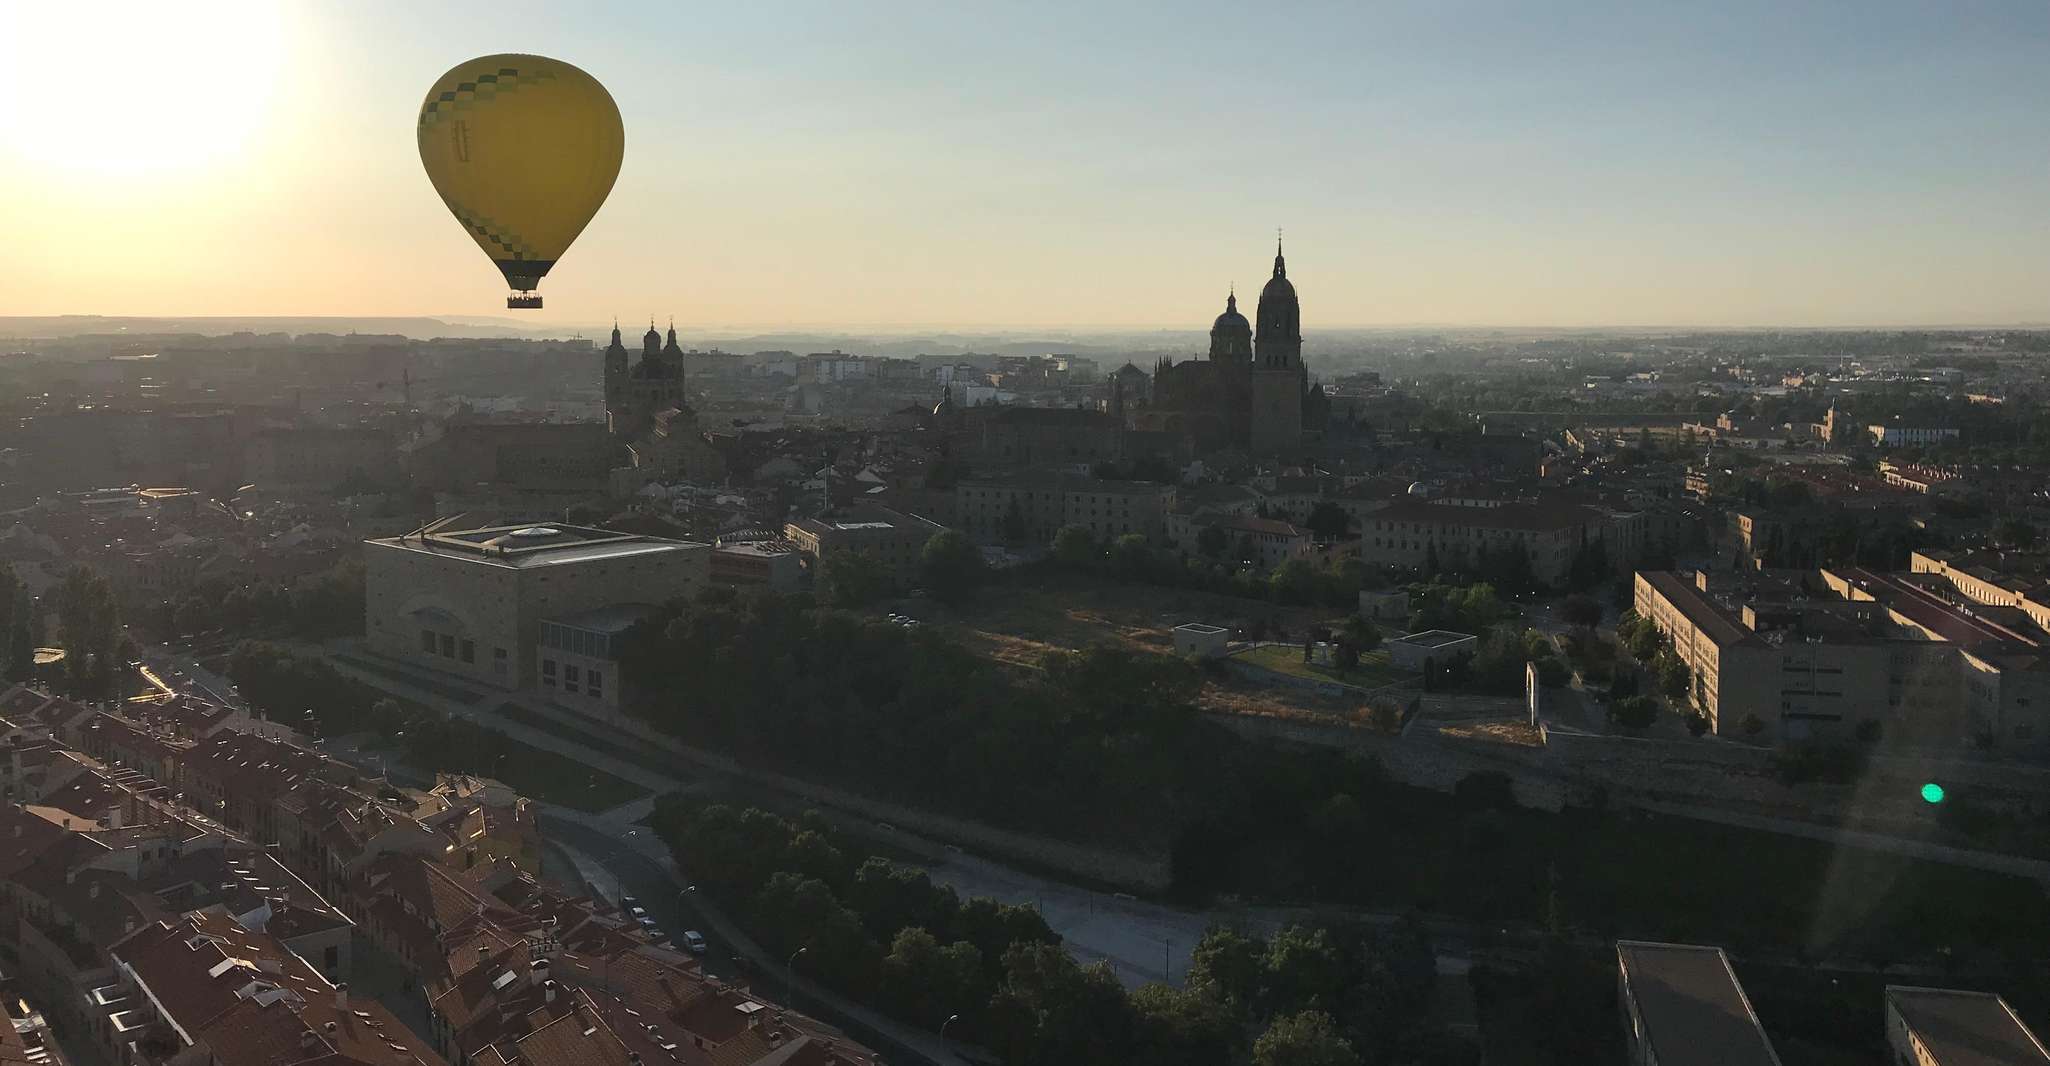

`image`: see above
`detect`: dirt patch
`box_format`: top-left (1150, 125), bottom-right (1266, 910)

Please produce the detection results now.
top-left (1435, 720), bottom-right (1544, 748)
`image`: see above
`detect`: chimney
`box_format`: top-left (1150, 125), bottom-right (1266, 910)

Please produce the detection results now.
top-left (530, 958), bottom-right (550, 988)
top-left (543, 979), bottom-right (556, 1005)
top-left (89, 882), bottom-right (100, 900)
top-left (324, 1021), bottom-right (337, 1036)
top-left (299, 1030), bottom-right (319, 1053)
top-left (478, 944), bottom-right (490, 965)
top-left (335, 981), bottom-right (349, 1010)
top-left (627, 1055), bottom-right (643, 1066)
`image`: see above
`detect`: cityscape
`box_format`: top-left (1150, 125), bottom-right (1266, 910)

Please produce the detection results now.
top-left (3, 4), bottom-right (2050, 1066)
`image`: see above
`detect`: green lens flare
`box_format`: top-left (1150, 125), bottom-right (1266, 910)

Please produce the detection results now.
top-left (1921, 783), bottom-right (1945, 804)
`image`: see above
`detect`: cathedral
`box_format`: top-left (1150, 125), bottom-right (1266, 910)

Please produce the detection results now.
top-left (1128, 240), bottom-right (1325, 455)
top-left (602, 321), bottom-right (725, 483)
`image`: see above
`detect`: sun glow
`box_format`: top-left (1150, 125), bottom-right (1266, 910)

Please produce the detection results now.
top-left (0, 1), bottom-right (290, 178)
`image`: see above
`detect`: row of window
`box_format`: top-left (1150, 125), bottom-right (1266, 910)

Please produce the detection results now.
top-left (419, 629), bottom-right (510, 674)
top-left (541, 658), bottom-right (604, 698)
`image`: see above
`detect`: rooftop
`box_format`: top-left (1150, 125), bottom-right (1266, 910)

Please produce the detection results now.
top-left (1391, 629), bottom-right (1477, 650)
top-left (367, 523), bottom-right (707, 570)
top-left (1888, 986), bottom-right (2050, 1066)
top-left (1617, 941), bottom-right (1781, 1066)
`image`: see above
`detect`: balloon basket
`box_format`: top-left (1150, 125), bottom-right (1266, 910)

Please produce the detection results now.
top-left (507, 293), bottom-right (543, 309)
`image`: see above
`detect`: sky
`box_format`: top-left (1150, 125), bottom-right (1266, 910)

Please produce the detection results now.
top-left (2, 0), bottom-right (2047, 330)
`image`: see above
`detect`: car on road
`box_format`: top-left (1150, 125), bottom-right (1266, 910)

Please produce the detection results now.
top-left (619, 894), bottom-right (640, 912)
top-left (681, 930), bottom-right (707, 953)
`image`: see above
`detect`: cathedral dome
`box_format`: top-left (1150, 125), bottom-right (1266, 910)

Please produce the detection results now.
top-left (1212, 292), bottom-right (1250, 336)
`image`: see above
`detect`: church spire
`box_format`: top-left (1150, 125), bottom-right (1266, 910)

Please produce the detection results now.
top-left (1273, 229), bottom-right (1286, 279)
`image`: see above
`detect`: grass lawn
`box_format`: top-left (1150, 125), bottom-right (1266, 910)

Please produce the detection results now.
top-left (1236, 642), bottom-right (1411, 688)
top-left (937, 571), bottom-right (1349, 667)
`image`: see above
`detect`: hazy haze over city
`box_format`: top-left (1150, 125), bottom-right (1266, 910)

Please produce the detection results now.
top-left (3, 0), bottom-right (2047, 328)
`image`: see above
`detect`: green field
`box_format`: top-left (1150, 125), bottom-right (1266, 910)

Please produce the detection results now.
top-left (1236, 642), bottom-right (1411, 688)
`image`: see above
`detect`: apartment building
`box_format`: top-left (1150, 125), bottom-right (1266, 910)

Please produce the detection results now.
top-left (954, 473), bottom-right (1170, 545)
top-left (1361, 496), bottom-right (1605, 586)
top-left (1634, 568), bottom-right (2050, 747)
top-left (1886, 986), bottom-right (2050, 1066)
top-left (1616, 941), bottom-right (1780, 1066)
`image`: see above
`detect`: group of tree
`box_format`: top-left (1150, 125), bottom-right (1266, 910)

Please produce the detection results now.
top-left (1404, 582), bottom-right (1511, 636)
top-left (1445, 626), bottom-right (1565, 696)
top-left (815, 532), bottom-right (990, 609)
top-left (652, 796), bottom-right (1478, 1066)
top-left (138, 559), bottom-right (366, 641)
top-left (1043, 526), bottom-right (1374, 608)
top-left (227, 640), bottom-right (380, 733)
top-left (0, 563), bottom-right (39, 683)
top-left (619, 590), bottom-right (1213, 844)
top-left (54, 565), bottom-right (127, 699)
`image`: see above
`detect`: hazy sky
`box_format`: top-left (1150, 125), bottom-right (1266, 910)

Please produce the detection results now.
top-left (3, 1), bottom-right (2046, 328)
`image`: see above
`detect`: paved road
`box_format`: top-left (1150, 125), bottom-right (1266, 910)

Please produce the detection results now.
top-left (542, 809), bottom-right (971, 1066)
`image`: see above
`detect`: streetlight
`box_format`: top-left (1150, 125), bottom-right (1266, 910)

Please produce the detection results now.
top-left (786, 946), bottom-right (808, 1007)
top-left (940, 1014), bottom-right (959, 1042)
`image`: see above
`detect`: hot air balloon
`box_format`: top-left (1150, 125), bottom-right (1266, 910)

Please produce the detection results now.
top-left (416, 54), bottom-right (623, 309)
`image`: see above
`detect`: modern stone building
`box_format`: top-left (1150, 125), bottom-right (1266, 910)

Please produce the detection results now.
top-left (363, 521), bottom-right (708, 692)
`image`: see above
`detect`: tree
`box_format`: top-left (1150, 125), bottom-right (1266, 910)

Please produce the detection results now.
top-left (1129, 984), bottom-right (1239, 1066)
top-left (1331, 639), bottom-right (1360, 674)
top-left (1560, 594), bottom-right (1602, 630)
top-left (1611, 696), bottom-right (1657, 729)
top-left (1270, 559), bottom-right (1319, 605)
top-left (1001, 499), bottom-right (1029, 543)
top-left (1053, 525), bottom-right (1099, 568)
top-left (1993, 515), bottom-right (2038, 550)
top-left (1741, 713), bottom-right (1766, 736)
top-left (990, 943), bottom-right (1134, 1066)
top-left (1305, 501), bottom-right (1350, 541)
top-left (878, 927), bottom-right (986, 1029)
top-left (919, 530), bottom-right (985, 603)
top-left (1341, 615), bottom-right (1381, 653)
top-left (1185, 926), bottom-right (1264, 1012)
top-left (1261, 924), bottom-right (1346, 1016)
top-left (1196, 524), bottom-right (1228, 560)
top-left (1253, 1010), bottom-right (1360, 1066)
top-left (817, 550), bottom-right (890, 609)
top-left (1685, 711), bottom-right (1710, 737)
top-left (1655, 650), bottom-right (1691, 700)
top-left (55, 566), bottom-right (122, 700)
top-left (1111, 534), bottom-right (1153, 576)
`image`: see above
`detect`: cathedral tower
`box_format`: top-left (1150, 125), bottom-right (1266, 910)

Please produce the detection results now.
top-left (1249, 237), bottom-right (1305, 454)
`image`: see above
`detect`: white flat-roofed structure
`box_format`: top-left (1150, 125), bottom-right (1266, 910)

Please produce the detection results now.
top-left (1172, 623), bottom-right (1231, 659)
top-left (364, 522), bottom-right (707, 692)
top-left (1616, 941), bottom-right (1781, 1066)
top-left (1887, 986), bottom-right (2050, 1066)
top-left (1386, 629), bottom-right (1478, 671)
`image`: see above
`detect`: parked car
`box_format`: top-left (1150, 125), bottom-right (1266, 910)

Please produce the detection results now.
top-left (681, 930), bottom-right (708, 954)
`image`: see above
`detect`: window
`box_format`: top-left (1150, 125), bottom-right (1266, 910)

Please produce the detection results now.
top-left (493, 647), bottom-right (508, 675)
top-left (421, 629), bottom-right (435, 653)
top-left (588, 670), bottom-right (603, 698)
top-left (439, 633), bottom-right (455, 658)
top-left (324, 944), bottom-right (339, 971)
top-left (542, 659), bottom-right (557, 687)
top-left (565, 664), bottom-right (580, 683)
top-left (460, 639), bottom-right (475, 664)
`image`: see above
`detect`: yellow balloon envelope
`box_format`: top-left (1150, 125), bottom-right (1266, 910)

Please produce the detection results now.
top-left (417, 53), bottom-right (623, 308)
